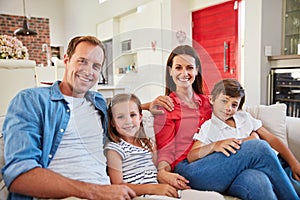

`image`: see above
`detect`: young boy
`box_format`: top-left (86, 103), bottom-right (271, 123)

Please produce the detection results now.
top-left (187, 78), bottom-right (300, 196)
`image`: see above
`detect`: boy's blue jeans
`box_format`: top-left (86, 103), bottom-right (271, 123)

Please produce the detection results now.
top-left (174, 140), bottom-right (299, 200)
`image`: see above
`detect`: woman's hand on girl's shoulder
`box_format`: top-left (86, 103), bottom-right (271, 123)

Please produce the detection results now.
top-left (149, 95), bottom-right (174, 115)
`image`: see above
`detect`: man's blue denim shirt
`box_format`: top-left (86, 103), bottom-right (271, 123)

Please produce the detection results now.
top-left (1, 81), bottom-right (108, 200)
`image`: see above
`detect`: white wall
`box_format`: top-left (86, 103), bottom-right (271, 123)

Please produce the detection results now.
top-left (109, 0), bottom-right (166, 102)
top-left (243, 0), bottom-right (262, 106)
top-left (243, 0), bottom-right (281, 106)
top-left (260, 0), bottom-right (282, 104)
top-left (0, 0), bottom-right (283, 105)
top-left (0, 0), bottom-right (153, 48)
top-left (62, 0), bottom-right (153, 47)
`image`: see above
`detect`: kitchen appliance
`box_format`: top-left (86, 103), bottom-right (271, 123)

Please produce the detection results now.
top-left (268, 67), bottom-right (300, 117)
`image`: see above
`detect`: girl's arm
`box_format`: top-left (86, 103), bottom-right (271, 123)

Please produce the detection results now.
top-left (106, 149), bottom-right (124, 184)
top-left (106, 149), bottom-right (179, 197)
top-left (187, 139), bottom-right (242, 162)
top-left (256, 126), bottom-right (300, 181)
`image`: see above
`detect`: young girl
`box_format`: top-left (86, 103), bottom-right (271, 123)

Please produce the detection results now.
top-left (188, 78), bottom-right (300, 197)
top-left (104, 93), bottom-right (179, 199)
top-left (105, 93), bottom-right (224, 200)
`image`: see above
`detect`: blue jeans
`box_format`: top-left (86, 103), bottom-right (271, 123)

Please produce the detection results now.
top-left (174, 140), bottom-right (299, 200)
top-left (278, 155), bottom-right (300, 197)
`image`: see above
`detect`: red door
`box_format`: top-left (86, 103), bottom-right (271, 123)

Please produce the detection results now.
top-left (192, 0), bottom-right (241, 94)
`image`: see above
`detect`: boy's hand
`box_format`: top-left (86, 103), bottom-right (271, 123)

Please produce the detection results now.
top-left (213, 138), bottom-right (242, 157)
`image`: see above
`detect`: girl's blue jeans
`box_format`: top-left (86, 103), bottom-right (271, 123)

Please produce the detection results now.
top-left (174, 140), bottom-right (299, 200)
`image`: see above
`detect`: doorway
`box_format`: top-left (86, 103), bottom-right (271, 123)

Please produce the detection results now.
top-left (192, 0), bottom-right (243, 94)
top-left (101, 39), bottom-right (113, 85)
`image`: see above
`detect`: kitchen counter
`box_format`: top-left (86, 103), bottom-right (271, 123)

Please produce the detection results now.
top-left (0, 59), bottom-right (36, 69)
top-left (268, 55), bottom-right (300, 68)
top-left (96, 85), bottom-right (126, 103)
top-left (0, 59), bottom-right (36, 116)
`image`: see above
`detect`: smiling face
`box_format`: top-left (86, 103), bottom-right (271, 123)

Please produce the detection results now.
top-left (111, 100), bottom-right (142, 140)
top-left (169, 54), bottom-right (198, 90)
top-left (61, 41), bottom-right (104, 97)
top-left (210, 93), bottom-right (242, 121)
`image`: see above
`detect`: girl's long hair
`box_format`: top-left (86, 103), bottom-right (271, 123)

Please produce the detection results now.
top-left (108, 93), bottom-right (154, 152)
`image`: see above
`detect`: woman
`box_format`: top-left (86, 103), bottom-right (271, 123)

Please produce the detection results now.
top-left (153, 45), bottom-right (299, 199)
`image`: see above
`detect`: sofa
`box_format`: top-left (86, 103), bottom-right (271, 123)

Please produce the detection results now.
top-left (142, 103), bottom-right (300, 199)
top-left (0, 103), bottom-right (299, 199)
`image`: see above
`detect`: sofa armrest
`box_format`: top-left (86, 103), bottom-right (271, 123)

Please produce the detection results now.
top-left (286, 116), bottom-right (300, 161)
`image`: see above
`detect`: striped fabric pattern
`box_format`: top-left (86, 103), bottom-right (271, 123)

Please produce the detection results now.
top-left (105, 139), bottom-right (158, 184)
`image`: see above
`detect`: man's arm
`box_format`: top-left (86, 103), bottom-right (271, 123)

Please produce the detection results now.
top-left (10, 167), bottom-right (136, 200)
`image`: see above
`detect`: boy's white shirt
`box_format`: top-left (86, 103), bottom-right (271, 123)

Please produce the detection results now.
top-left (193, 110), bottom-right (262, 144)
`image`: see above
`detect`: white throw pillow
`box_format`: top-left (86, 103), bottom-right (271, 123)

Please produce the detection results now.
top-left (244, 103), bottom-right (288, 146)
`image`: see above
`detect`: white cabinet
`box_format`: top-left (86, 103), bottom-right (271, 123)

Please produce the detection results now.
top-left (35, 66), bottom-right (57, 87)
top-left (0, 60), bottom-right (36, 116)
top-left (96, 86), bottom-right (125, 104)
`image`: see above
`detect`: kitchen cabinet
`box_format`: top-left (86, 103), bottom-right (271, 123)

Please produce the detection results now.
top-left (35, 66), bottom-right (57, 87)
top-left (96, 85), bottom-right (125, 105)
top-left (283, 0), bottom-right (300, 55)
top-left (115, 51), bottom-right (137, 75)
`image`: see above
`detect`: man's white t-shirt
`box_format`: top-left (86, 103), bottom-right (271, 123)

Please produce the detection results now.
top-left (48, 96), bottom-right (110, 185)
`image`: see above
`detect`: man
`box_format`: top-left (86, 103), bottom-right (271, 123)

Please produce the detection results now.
top-left (2, 36), bottom-right (135, 200)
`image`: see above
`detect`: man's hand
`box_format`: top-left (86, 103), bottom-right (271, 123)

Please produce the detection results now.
top-left (9, 167), bottom-right (136, 200)
top-left (90, 185), bottom-right (136, 200)
top-left (149, 95), bottom-right (174, 115)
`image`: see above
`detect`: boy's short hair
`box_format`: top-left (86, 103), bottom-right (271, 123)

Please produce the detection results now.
top-left (211, 78), bottom-right (245, 110)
